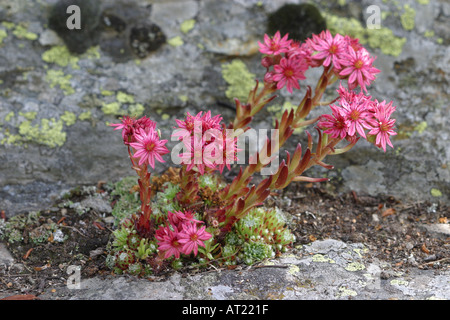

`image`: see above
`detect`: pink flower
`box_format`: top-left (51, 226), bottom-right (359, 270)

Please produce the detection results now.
top-left (272, 56), bottom-right (307, 93)
top-left (129, 127), bottom-right (169, 168)
top-left (337, 84), bottom-right (373, 138)
top-left (110, 116), bottom-right (156, 145)
top-left (168, 210), bottom-right (203, 228)
top-left (318, 105), bottom-right (348, 139)
top-left (156, 226), bottom-right (183, 259)
top-left (339, 46), bottom-right (380, 92)
top-left (366, 100), bottom-right (397, 152)
top-left (309, 30), bottom-right (346, 69)
top-left (258, 31), bottom-right (292, 56)
top-left (178, 223), bottom-right (212, 256)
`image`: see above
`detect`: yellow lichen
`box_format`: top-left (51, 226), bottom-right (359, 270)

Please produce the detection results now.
top-left (12, 24), bottom-right (38, 40)
top-left (167, 36), bottom-right (183, 47)
top-left (180, 19), bottom-right (195, 34)
top-left (430, 188), bottom-right (442, 197)
top-left (42, 45), bottom-right (80, 69)
top-left (0, 29), bottom-right (7, 43)
top-left (324, 12), bottom-right (406, 57)
top-left (45, 69), bottom-right (75, 95)
top-left (78, 111), bottom-right (92, 121)
top-left (312, 254), bottom-right (335, 264)
top-left (221, 59), bottom-right (256, 102)
top-left (345, 262), bottom-right (365, 271)
top-left (60, 111), bottom-right (77, 126)
top-left (400, 5), bottom-right (416, 31)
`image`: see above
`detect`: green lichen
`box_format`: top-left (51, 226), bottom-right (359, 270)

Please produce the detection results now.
top-left (312, 254), bottom-right (335, 263)
top-left (116, 91), bottom-right (135, 104)
top-left (324, 12), bottom-right (406, 57)
top-left (42, 45), bottom-right (80, 69)
top-left (5, 112), bottom-right (14, 122)
top-left (430, 188), bottom-right (442, 197)
top-left (390, 279), bottom-right (409, 286)
top-left (11, 24), bottom-right (37, 40)
top-left (178, 95), bottom-right (188, 102)
top-left (161, 114), bottom-right (170, 121)
top-left (337, 286), bottom-right (357, 298)
top-left (416, 0), bottom-right (429, 4)
top-left (288, 264), bottom-right (300, 275)
top-left (424, 30), bottom-right (435, 38)
top-left (78, 111), bottom-right (92, 121)
top-left (1, 22), bottom-right (15, 30)
top-left (1, 117), bottom-right (67, 148)
top-left (101, 90), bottom-right (114, 96)
top-left (180, 19), bottom-right (195, 34)
top-left (84, 45), bottom-right (101, 59)
top-left (61, 111), bottom-right (77, 126)
top-left (45, 69), bottom-right (75, 95)
top-left (167, 36), bottom-right (183, 47)
top-left (221, 59), bottom-right (256, 102)
top-left (128, 103), bottom-right (145, 117)
top-left (19, 111), bottom-right (37, 121)
top-left (400, 5), bottom-right (416, 31)
top-left (414, 121), bottom-right (427, 134)
top-left (345, 262), bottom-right (365, 271)
top-left (102, 102), bottom-right (125, 116)
top-left (0, 29), bottom-right (7, 43)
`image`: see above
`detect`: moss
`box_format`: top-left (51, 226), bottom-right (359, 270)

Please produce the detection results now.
top-left (430, 188), bottom-right (442, 197)
top-left (61, 111), bottom-right (77, 126)
top-left (221, 59), bottom-right (256, 103)
top-left (180, 19), bottom-right (196, 34)
top-left (167, 36), bottom-right (183, 47)
top-left (324, 12), bottom-right (406, 57)
top-left (11, 24), bottom-right (38, 40)
top-left (45, 69), bottom-right (75, 95)
top-left (400, 5), bottom-right (416, 31)
top-left (0, 29), bottom-right (7, 43)
top-left (42, 45), bottom-right (80, 69)
top-left (78, 111), bottom-right (92, 121)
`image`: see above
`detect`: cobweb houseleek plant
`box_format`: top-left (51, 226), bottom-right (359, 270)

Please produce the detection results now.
top-left (107, 30), bottom-right (397, 275)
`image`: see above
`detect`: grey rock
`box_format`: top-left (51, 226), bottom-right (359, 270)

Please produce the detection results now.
top-left (420, 223), bottom-right (450, 240)
top-left (30, 239), bottom-right (450, 300)
top-left (0, 243), bottom-right (14, 267)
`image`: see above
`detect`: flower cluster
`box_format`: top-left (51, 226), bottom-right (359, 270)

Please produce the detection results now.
top-left (318, 84), bottom-right (397, 152)
top-left (172, 111), bottom-right (240, 174)
top-left (259, 30), bottom-right (381, 93)
top-left (155, 210), bottom-right (212, 259)
top-left (108, 29), bottom-right (397, 275)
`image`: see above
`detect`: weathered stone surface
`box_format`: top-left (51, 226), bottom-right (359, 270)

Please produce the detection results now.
top-left (0, 0), bottom-right (449, 216)
top-left (11, 239), bottom-right (446, 300)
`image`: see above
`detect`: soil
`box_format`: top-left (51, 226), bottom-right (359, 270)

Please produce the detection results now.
top-left (0, 178), bottom-right (449, 299)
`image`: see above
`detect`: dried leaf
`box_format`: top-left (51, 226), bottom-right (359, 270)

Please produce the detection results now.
top-left (382, 208), bottom-right (396, 218)
top-left (438, 217), bottom-right (448, 224)
top-left (34, 263), bottom-right (50, 271)
top-left (421, 243), bottom-right (430, 254)
top-left (23, 248), bottom-right (33, 260)
top-left (309, 235), bottom-right (317, 242)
